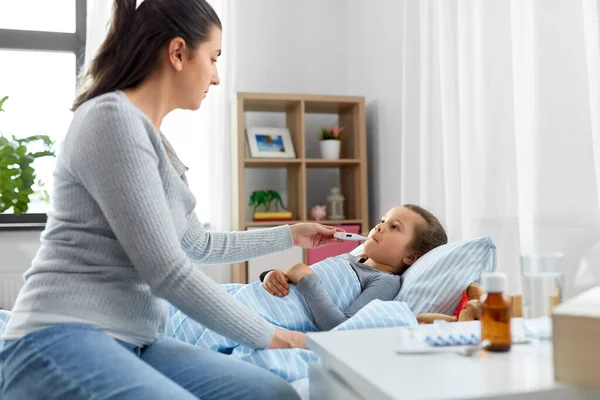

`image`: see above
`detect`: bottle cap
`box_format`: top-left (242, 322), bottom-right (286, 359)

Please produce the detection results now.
top-left (482, 272), bottom-right (507, 293)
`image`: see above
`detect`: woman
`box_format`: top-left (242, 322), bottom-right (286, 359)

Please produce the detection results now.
top-left (0, 0), bottom-right (342, 399)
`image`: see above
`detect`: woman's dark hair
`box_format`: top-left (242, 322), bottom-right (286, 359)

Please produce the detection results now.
top-left (73, 0), bottom-right (221, 110)
top-left (404, 204), bottom-right (448, 256)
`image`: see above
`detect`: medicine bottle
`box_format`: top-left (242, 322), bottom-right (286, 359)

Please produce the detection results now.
top-left (481, 272), bottom-right (511, 352)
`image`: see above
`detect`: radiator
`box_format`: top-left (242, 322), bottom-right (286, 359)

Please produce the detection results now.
top-left (0, 274), bottom-right (24, 310)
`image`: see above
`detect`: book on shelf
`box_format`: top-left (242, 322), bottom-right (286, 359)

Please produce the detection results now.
top-left (253, 211), bottom-right (293, 221)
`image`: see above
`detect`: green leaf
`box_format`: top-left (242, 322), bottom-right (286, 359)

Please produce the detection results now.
top-left (0, 142), bottom-right (18, 153)
top-left (0, 96), bottom-right (7, 112)
top-left (0, 107), bottom-right (55, 215)
top-left (30, 150), bottom-right (55, 159)
top-left (15, 135), bottom-right (54, 146)
top-left (0, 155), bottom-right (18, 168)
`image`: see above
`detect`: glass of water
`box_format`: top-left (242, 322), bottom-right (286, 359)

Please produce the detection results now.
top-left (520, 253), bottom-right (564, 340)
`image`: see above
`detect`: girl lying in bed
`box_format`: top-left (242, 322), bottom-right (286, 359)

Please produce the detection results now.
top-left (160, 204), bottom-right (447, 382)
top-left (259, 204), bottom-right (448, 331)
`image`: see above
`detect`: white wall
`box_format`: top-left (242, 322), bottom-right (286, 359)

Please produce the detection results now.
top-left (347, 0), bottom-right (406, 225)
top-left (0, 230), bottom-right (42, 308)
top-left (0, 0), bottom-right (353, 287)
top-left (233, 0), bottom-right (349, 95)
top-left (0, 231), bottom-right (42, 275)
top-left (234, 0), bottom-right (351, 218)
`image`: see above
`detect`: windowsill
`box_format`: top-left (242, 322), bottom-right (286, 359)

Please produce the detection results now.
top-left (0, 213), bottom-right (46, 230)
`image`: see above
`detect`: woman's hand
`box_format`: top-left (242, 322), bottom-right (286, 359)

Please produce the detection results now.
top-left (285, 263), bottom-right (314, 284)
top-left (263, 270), bottom-right (289, 297)
top-left (290, 223), bottom-right (345, 248)
top-left (269, 328), bottom-right (307, 349)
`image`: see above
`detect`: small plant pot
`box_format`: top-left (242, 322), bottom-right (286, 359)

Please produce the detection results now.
top-left (320, 140), bottom-right (341, 159)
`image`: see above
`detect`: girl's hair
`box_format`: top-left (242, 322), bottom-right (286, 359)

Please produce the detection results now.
top-left (404, 204), bottom-right (448, 255)
top-left (72, 0), bottom-right (221, 110)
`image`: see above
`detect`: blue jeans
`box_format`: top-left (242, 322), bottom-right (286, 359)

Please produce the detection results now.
top-left (0, 324), bottom-right (300, 400)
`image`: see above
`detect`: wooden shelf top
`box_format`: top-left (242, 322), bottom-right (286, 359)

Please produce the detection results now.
top-left (305, 159), bottom-right (361, 167)
top-left (246, 219), bottom-right (364, 228)
top-left (244, 158), bottom-right (361, 168)
top-left (315, 219), bottom-right (364, 226)
top-left (246, 220), bottom-right (303, 227)
top-left (241, 99), bottom-right (301, 112)
top-left (244, 158), bottom-right (302, 167)
top-left (237, 92), bottom-right (364, 114)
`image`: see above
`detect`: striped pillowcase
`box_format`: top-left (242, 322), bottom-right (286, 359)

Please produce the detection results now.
top-left (394, 236), bottom-right (496, 316)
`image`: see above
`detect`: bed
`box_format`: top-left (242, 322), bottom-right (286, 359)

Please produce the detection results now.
top-left (0, 236), bottom-right (495, 399)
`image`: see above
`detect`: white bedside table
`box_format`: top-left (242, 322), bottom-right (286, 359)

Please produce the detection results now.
top-left (307, 320), bottom-right (600, 400)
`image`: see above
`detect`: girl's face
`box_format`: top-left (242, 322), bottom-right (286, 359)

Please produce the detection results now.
top-left (362, 206), bottom-right (425, 272)
top-left (172, 26), bottom-right (222, 110)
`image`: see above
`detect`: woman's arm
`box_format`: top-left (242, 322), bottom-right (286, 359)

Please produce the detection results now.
top-left (294, 268), bottom-right (400, 331)
top-left (70, 101), bottom-right (286, 349)
top-left (181, 213), bottom-right (293, 264)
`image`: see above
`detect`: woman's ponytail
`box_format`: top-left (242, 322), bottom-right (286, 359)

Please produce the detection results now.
top-left (72, 0), bottom-right (221, 110)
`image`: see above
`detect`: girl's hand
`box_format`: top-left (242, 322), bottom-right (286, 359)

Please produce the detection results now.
top-left (263, 270), bottom-right (289, 297)
top-left (289, 223), bottom-right (345, 248)
top-left (285, 263), bottom-right (314, 284)
top-left (269, 328), bottom-right (307, 349)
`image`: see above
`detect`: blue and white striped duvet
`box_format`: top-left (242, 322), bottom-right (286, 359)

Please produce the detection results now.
top-left (167, 257), bottom-right (417, 381)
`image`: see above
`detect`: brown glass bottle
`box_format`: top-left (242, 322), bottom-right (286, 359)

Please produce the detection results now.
top-left (481, 273), bottom-right (512, 352)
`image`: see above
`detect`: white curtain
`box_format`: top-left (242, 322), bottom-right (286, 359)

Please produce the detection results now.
top-left (85, 0), bottom-right (235, 282)
top-left (399, 0), bottom-right (600, 297)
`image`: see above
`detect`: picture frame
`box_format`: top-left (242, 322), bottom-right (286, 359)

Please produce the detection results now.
top-left (246, 127), bottom-right (296, 158)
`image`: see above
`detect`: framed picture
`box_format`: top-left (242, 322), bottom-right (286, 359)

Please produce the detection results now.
top-left (246, 127), bottom-right (296, 158)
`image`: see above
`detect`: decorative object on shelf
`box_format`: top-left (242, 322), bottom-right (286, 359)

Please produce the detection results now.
top-left (310, 205), bottom-right (327, 221)
top-left (0, 96), bottom-right (55, 215)
top-left (326, 187), bottom-right (345, 220)
top-left (249, 190), bottom-right (285, 212)
top-left (249, 190), bottom-right (292, 221)
top-left (320, 126), bottom-right (344, 160)
top-left (246, 127), bottom-right (296, 158)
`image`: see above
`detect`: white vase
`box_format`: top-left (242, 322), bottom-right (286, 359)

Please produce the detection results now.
top-left (320, 140), bottom-right (341, 159)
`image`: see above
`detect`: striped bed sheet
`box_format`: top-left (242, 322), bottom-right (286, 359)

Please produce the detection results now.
top-left (167, 257), bottom-right (417, 381)
top-left (0, 259), bottom-right (418, 382)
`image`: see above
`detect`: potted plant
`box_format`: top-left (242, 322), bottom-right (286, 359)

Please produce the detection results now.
top-left (0, 96), bottom-right (55, 215)
top-left (319, 126), bottom-right (344, 159)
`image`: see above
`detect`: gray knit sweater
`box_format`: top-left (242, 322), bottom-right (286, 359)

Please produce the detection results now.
top-left (2, 91), bottom-right (293, 349)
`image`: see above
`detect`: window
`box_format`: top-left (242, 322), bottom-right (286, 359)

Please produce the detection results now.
top-left (0, 1), bottom-right (77, 33)
top-left (0, 0), bottom-right (86, 228)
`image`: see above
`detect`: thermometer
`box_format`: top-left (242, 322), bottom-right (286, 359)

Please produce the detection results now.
top-left (334, 232), bottom-right (369, 241)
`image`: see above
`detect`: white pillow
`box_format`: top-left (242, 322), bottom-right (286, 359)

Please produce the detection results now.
top-left (395, 236), bottom-right (496, 315)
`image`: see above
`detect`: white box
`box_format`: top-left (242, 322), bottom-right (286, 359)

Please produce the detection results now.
top-left (552, 286), bottom-right (600, 390)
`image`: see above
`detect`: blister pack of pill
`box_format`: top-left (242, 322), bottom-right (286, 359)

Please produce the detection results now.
top-left (425, 333), bottom-right (481, 346)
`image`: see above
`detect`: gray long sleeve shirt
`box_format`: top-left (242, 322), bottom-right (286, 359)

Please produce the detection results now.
top-left (2, 91), bottom-right (293, 349)
top-left (296, 254), bottom-right (402, 331)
